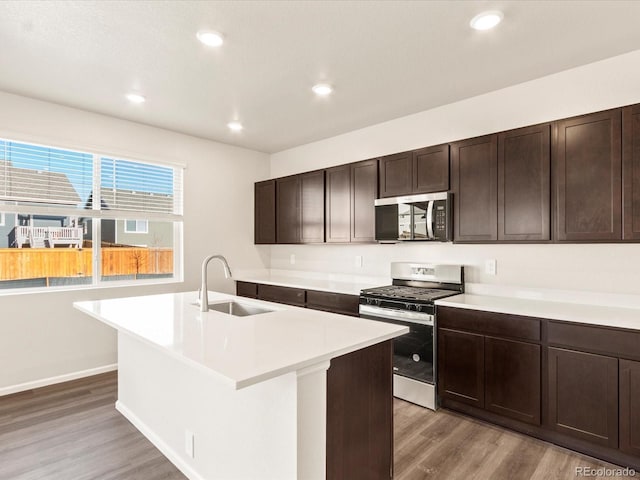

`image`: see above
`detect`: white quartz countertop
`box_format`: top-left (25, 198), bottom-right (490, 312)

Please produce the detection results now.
top-left (436, 294), bottom-right (640, 331)
top-left (74, 291), bottom-right (407, 389)
top-left (232, 269), bottom-right (388, 296)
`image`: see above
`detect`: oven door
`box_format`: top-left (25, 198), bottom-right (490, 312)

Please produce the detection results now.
top-left (359, 305), bottom-right (435, 385)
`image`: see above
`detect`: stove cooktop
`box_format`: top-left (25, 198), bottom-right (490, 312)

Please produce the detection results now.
top-left (360, 285), bottom-right (459, 303)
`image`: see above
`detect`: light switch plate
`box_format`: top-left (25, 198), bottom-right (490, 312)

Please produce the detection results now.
top-left (289, 254), bottom-right (295, 265)
top-left (355, 255), bottom-right (363, 268)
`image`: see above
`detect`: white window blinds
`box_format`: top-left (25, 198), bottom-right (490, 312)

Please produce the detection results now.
top-left (100, 157), bottom-right (183, 215)
top-left (0, 139), bottom-right (93, 208)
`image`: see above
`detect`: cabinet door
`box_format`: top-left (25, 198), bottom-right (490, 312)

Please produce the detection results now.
top-left (498, 124), bottom-right (551, 241)
top-left (351, 159), bottom-right (378, 242)
top-left (547, 347), bottom-right (618, 448)
top-left (257, 284), bottom-right (305, 307)
top-left (254, 180), bottom-right (276, 244)
top-left (555, 109), bottom-right (622, 241)
top-left (485, 337), bottom-right (541, 425)
top-left (236, 281), bottom-right (258, 299)
top-left (276, 176), bottom-right (301, 244)
top-left (620, 359), bottom-right (640, 456)
top-left (623, 105), bottom-right (640, 240)
top-left (379, 151), bottom-right (412, 198)
top-left (451, 134), bottom-right (498, 242)
top-left (412, 144), bottom-right (449, 193)
top-left (437, 328), bottom-right (484, 408)
top-left (300, 170), bottom-right (325, 243)
top-left (325, 165), bottom-right (351, 243)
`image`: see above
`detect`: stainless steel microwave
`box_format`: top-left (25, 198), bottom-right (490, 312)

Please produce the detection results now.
top-left (374, 192), bottom-right (452, 242)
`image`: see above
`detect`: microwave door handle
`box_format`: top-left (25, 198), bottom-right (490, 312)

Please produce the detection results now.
top-left (426, 200), bottom-right (434, 239)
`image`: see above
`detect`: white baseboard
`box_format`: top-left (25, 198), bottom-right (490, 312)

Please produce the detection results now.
top-left (116, 400), bottom-right (204, 480)
top-left (0, 363), bottom-right (118, 397)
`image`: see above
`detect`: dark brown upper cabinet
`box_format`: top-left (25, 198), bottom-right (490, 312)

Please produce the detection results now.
top-left (379, 151), bottom-right (412, 198)
top-left (498, 124), bottom-right (551, 241)
top-left (413, 144), bottom-right (450, 193)
top-left (254, 180), bottom-right (276, 244)
top-left (326, 159), bottom-right (378, 243)
top-left (451, 134), bottom-right (498, 242)
top-left (555, 109), bottom-right (622, 241)
top-left (623, 105), bottom-right (640, 240)
top-left (325, 164), bottom-right (352, 243)
top-left (300, 170), bottom-right (325, 243)
top-left (276, 175), bottom-right (301, 244)
top-left (379, 145), bottom-right (449, 198)
top-left (351, 159), bottom-right (378, 242)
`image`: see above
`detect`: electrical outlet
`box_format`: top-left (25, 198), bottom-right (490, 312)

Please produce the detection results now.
top-left (185, 430), bottom-right (195, 458)
top-left (355, 255), bottom-right (363, 268)
top-left (485, 259), bottom-right (497, 275)
top-left (289, 254), bottom-right (295, 265)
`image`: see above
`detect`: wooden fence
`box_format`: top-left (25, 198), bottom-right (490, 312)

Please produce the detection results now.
top-left (0, 248), bottom-right (173, 281)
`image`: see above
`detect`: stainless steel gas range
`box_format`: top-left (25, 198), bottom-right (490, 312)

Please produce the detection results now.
top-left (359, 262), bottom-right (464, 410)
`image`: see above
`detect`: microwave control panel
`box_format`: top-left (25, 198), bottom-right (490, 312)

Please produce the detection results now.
top-left (432, 200), bottom-right (449, 241)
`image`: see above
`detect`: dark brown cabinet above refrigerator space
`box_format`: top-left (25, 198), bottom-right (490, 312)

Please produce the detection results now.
top-left (379, 144), bottom-right (449, 198)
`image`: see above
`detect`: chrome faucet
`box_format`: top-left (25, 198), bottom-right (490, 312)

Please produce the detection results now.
top-left (200, 255), bottom-right (233, 312)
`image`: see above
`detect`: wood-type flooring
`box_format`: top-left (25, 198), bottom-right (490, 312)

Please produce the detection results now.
top-left (0, 372), bottom-right (637, 480)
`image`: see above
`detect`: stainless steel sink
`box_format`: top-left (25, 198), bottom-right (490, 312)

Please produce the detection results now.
top-left (193, 301), bottom-right (272, 317)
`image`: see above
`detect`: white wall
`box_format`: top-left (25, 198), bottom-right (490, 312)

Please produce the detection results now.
top-left (269, 49), bottom-right (640, 295)
top-left (0, 91), bottom-right (270, 391)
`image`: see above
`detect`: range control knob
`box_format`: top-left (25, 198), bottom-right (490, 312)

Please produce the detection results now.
top-left (405, 303), bottom-right (414, 311)
top-left (375, 299), bottom-right (382, 306)
top-left (366, 297), bottom-right (373, 305)
top-left (416, 305), bottom-right (422, 312)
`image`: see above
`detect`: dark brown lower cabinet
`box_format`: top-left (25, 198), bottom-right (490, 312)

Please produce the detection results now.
top-left (256, 284), bottom-right (306, 307)
top-left (547, 347), bottom-right (618, 448)
top-left (437, 328), bottom-right (484, 408)
top-left (485, 336), bottom-right (541, 425)
top-left (327, 340), bottom-right (393, 480)
top-left (306, 290), bottom-right (359, 316)
top-left (236, 282), bottom-right (359, 316)
top-left (620, 359), bottom-right (640, 456)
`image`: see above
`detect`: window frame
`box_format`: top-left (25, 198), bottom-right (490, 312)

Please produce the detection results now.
top-left (124, 219), bottom-right (149, 234)
top-left (0, 136), bottom-right (184, 295)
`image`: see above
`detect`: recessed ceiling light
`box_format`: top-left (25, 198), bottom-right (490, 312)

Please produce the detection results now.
top-left (227, 121), bottom-right (243, 132)
top-left (197, 30), bottom-right (224, 47)
top-left (470, 11), bottom-right (504, 30)
top-left (312, 83), bottom-right (333, 96)
top-left (126, 93), bottom-right (146, 104)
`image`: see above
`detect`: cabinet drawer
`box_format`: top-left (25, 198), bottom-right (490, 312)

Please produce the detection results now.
top-left (257, 284), bottom-right (306, 307)
top-left (548, 321), bottom-right (640, 361)
top-left (437, 307), bottom-right (540, 342)
top-left (306, 290), bottom-right (359, 316)
top-left (236, 281), bottom-right (258, 298)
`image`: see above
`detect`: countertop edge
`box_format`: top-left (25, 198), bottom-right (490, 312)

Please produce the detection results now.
top-left (435, 294), bottom-right (640, 331)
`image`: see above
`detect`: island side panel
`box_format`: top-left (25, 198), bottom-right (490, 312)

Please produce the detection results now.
top-left (115, 333), bottom-right (298, 480)
top-left (326, 340), bottom-right (393, 480)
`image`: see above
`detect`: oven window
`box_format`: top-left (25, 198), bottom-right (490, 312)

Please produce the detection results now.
top-left (393, 321), bottom-right (434, 384)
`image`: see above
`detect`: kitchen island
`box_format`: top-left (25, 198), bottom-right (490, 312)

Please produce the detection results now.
top-left (74, 291), bottom-right (407, 480)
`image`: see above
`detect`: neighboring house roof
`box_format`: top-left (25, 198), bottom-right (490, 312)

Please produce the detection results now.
top-left (0, 160), bottom-right (81, 205)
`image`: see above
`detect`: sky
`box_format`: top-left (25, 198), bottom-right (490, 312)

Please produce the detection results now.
top-left (0, 139), bottom-right (174, 205)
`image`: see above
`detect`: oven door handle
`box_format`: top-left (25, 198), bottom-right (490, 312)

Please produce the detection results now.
top-left (359, 305), bottom-right (434, 326)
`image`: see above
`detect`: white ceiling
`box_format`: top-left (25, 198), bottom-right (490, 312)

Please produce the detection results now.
top-left (1, 1), bottom-right (640, 153)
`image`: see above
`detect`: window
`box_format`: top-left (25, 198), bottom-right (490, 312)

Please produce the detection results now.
top-left (124, 220), bottom-right (149, 233)
top-left (0, 138), bottom-right (183, 291)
